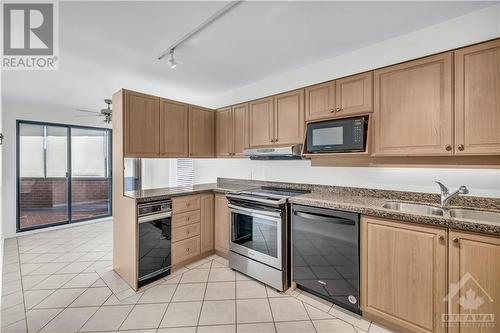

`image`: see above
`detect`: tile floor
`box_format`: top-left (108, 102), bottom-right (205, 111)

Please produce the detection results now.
top-left (1, 220), bottom-right (395, 333)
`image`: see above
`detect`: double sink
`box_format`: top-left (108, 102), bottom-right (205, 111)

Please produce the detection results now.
top-left (382, 202), bottom-right (500, 224)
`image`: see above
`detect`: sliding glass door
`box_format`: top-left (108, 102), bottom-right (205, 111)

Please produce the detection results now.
top-left (17, 121), bottom-right (112, 232)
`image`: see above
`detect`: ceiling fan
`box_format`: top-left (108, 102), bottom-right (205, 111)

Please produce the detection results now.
top-left (76, 99), bottom-right (112, 124)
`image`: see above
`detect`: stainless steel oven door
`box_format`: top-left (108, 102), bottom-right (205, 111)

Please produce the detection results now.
top-left (229, 203), bottom-right (282, 269)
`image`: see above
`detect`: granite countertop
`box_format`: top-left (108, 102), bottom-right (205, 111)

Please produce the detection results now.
top-left (124, 182), bottom-right (254, 202)
top-left (289, 191), bottom-right (500, 236)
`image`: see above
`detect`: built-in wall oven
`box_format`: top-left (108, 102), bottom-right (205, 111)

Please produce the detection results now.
top-left (137, 200), bottom-right (172, 287)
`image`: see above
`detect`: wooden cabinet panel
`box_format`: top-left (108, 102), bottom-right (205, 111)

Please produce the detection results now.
top-left (448, 231), bottom-right (500, 333)
top-left (249, 97), bottom-right (274, 147)
top-left (232, 103), bottom-right (250, 157)
top-left (172, 223), bottom-right (200, 243)
top-left (216, 107), bottom-right (233, 158)
top-left (361, 217), bottom-right (447, 333)
top-left (172, 210), bottom-right (201, 228)
top-left (200, 193), bottom-right (214, 253)
top-left (274, 89), bottom-right (305, 145)
top-left (455, 39), bottom-right (500, 155)
top-left (189, 105), bottom-right (215, 157)
top-left (214, 194), bottom-right (230, 255)
top-left (172, 235), bottom-right (201, 265)
top-left (373, 52), bottom-right (453, 156)
top-left (172, 194), bottom-right (201, 214)
top-left (124, 90), bottom-right (160, 157)
top-left (336, 72), bottom-right (373, 117)
top-left (159, 98), bottom-right (188, 157)
top-left (305, 81), bottom-right (336, 121)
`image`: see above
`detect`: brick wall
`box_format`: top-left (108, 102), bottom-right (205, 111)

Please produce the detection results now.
top-left (20, 178), bottom-right (109, 209)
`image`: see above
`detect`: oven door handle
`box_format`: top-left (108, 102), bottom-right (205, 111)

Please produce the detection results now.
top-left (138, 212), bottom-right (171, 224)
top-left (228, 204), bottom-right (281, 219)
top-left (293, 211), bottom-right (355, 226)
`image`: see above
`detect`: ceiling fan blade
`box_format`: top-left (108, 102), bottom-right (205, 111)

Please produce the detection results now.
top-left (76, 109), bottom-right (100, 114)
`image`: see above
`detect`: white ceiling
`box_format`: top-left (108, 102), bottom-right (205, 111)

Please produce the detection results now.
top-left (2, 1), bottom-right (497, 114)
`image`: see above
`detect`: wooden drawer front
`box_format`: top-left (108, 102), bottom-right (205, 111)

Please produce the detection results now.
top-left (172, 195), bottom-right (201, 214)
top-left (172, 210), bottom-right (201, 228)
top-left (172, 223), bottom-right (201, 243)
top-left (172, 235), bottom-right (200, 265)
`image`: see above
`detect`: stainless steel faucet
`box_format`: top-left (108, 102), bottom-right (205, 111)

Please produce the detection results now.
top-left (435, 181), bottom-right (469, 206)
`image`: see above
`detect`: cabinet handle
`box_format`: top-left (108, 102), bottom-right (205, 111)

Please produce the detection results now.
top-left (445, 144), bottom-right (452, 151)
top-left (452, 237), bottom-right (460, 243)
top-left (438, 235), bottom-right (445, 241)
top-left (275, 138), bottom-right (279, 142)
top-left (457, 144), bottom-right (465, 151)
top-left (336, 107), bottom-right (342, 112)
top-left (186, 247), bottom-right (190, 252)
top-left (330, 109), bottom-right (335, 113)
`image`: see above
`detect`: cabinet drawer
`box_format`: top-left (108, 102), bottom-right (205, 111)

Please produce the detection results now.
top-left (172, 223), bottom-right (201, 243)
top-left (172, 195), bottom-right (201, 214)
top-left (172, 235), bottom-right (200, 265)
top-left (172, 210), bottom-right (201, 228)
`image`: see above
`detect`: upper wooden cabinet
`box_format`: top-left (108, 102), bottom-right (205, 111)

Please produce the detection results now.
top-left (305, 72), bottom-right (373, 121)
top-left (455, 39), bottom-right (500, 155)
top-left (361, 216), bottom-right (447, 333)
top-left (305, 81), bottom-right (336, 121)
top-left (123, 90), bottom-right (160, 157)
top-left (336, 72), bottom-right (373, 117)
top-left (373, 52), bottom-right (453, 156)
top-left (216, 103), bottom-right (249, 157)
top-left (249, 97), bottom-right (275, 147)
top-left (448, 231), bottom-right (500, 333)
top-left (160, 98), bottom-right (188, 157)
top-left (189, 105), bottom-right (215, 158)
top-left (274, 89), bottom-right (305, 145)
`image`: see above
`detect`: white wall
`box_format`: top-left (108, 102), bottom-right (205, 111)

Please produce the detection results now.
top-left (194, 159), bottom-right (500, 198)
top-left (203, 3), bottom-right (500, 107)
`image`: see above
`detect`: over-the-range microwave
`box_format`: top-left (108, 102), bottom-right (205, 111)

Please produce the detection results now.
top-left (306, 116), bottom-right (368, 153)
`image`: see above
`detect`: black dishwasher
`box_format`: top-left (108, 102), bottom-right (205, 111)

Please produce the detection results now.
top-left (292, 204), bottom-right (360, 314)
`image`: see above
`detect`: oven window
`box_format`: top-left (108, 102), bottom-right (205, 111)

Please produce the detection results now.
top-left (233, 213), bottom-right (278, 258)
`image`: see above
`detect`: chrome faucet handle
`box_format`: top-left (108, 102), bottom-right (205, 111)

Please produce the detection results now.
top-left (435, 181), bottom-right (449, 195)
top-left (458, 185), bottom-right (469, 195)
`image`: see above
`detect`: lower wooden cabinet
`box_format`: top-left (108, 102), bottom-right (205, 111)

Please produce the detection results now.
top-left (214, 193), bottom-right (230, 255)
top-left (448, 231), bottom-right (500, 333)
top-left (200, 193), bottom-right (214, 253)
top-left (172, 235), bottom-right (201, 264)
top-left (361, 216), bottom-right (447, 333)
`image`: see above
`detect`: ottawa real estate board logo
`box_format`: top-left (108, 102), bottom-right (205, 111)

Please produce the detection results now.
top-left (2, 1), bottom-right (59, 70)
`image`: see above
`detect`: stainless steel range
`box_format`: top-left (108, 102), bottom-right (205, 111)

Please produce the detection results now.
top-left (226, 187), bottom-right (309, 291)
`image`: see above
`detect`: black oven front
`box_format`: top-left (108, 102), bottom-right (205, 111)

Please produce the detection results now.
top-left (306, 116), bottom-right (368, 153)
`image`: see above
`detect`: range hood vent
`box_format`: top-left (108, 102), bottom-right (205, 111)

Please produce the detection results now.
top-left (244, 144), bottom-right (303, 160)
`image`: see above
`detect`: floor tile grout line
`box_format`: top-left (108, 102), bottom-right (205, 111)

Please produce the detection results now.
top-left (195, 259), bottom-right (214, 331)
top-left (153, 267), bottom-right (184, 331)
top-left (299, 294), bottom-right (320, 333)
top-left (73, 289), bottom-right (116, 333)
top-left (13, 237), bottom-right (29, 333)
top-left (264, 282), bottom-right (278, 333)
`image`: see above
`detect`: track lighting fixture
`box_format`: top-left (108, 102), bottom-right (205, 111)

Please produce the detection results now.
top-left (167, 49), bottom-right (178, 68)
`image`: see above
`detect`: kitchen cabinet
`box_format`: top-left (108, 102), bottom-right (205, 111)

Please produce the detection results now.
top-left (274, 89), bottom-right (305, 145)
top-left (123, 90), bottom-right (160, 157)
top-left (448, 231), bottom-right (500, 333)
top-left (214, 193), bottom-right (230, 255)
top-left (373, 52), bottom-right (453, 156)
top-left (361, 216), bottom-right (447, 333)
top-left (216, 103), bottom-right (249, 157)
top-left (160, 98), bottom-right (189, 157)
top-left (305, 72), bottom-right (373, 121)
top-left (189, 105), bottom-right (215, 158)
top-left (305, 81), bottom-right (336, 121)
top-left (454, 39), bottom-right (500, 155)
top-left (249, 97), bottom-right (275, 147)
top-left (200, 193), bottom-right (214, 253)
top-left (171, 194), bottom-right (202, 266)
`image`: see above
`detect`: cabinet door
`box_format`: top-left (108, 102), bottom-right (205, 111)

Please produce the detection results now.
top-left (189, 105), bottom-right (215, 157)
top-left (361, 217), bottom-right (447, 333)
top-left (216, 107), bottom-right (234, 157)
top-left (159, 98), bottom-right (188, 157)
top-left (249, 97), bottom-right (275, 147)
top-left (214, 194), bottom-right (230, 255)
top-left (336, 72), bottom-right (373, 117)
top-left (232, 103), bottom-right (250, 157)
top-left (373, 52), bottom-right (453, 156)
top-left (455, 39), bottom-right (500, 155)
top-left (200, 193), bottom-right (214, 253)
top-left (448, 231), bottom-right (500, 333)
top-left (124, 90), bottom-right (160, 157)
top-left (275, 89), bottom-right (305, 145)
top-left (305, 81), bottom-right (336, 121)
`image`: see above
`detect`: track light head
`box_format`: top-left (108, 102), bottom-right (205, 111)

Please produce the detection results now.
top-left (168, 49), bottom-right (178, 69)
